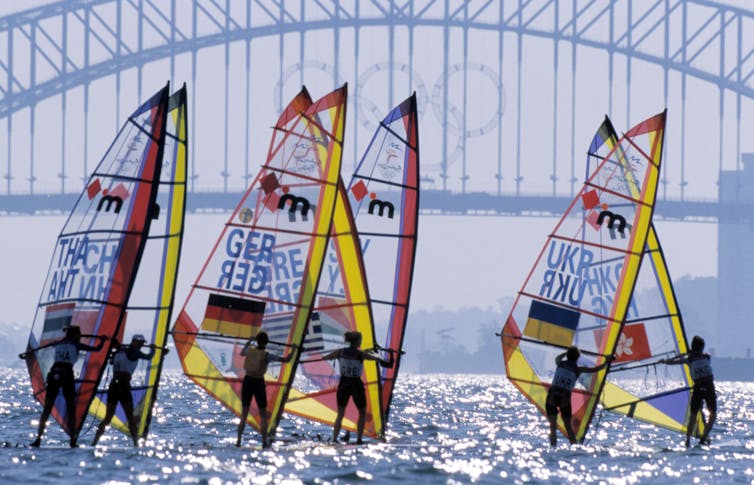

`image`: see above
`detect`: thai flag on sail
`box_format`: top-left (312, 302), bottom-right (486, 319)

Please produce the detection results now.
top-left (41, 303), bottom-right (75, 344)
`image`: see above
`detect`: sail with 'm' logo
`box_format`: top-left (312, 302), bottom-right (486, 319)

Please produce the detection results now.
top-left (21, 84), bottom-right (171, 441)
top-left (172, 85), bottom-right (347, 440)
top-left (500, 111), bottom-right (666, 443)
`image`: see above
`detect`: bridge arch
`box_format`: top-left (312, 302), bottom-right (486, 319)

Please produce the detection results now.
top-left (1, 0), bottom-right (753, 202)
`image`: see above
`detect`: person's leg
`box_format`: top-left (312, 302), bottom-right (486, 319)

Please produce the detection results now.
top-left (333, 384), bottom-right (348, 442)
top-left (62, 375), bottom-right (78, 447)
top-left (121, 391), bottom-right (138, 447)
top-left (353, 384), bottom-right (367, 444)
top-left (545, 391), bottom-right (558, 446)
top-left (333, 406), bottom-right (346, 442)
top-left (32, 380), bottom-right (60, 447)
top-left (256, 381), bottom-right (269, 447)
top-left (91, 397), bottom-right (118, 445)
top-left (236, 406), bottom-right (250, 447)
top-left (687, 391), bottom-right (702, 447)
top-left (562, 409), bottom-right (577, 444)
top-left (237, 377), bottom-right (253, 447)
top-left (699, 390), bottom-right (717, 445)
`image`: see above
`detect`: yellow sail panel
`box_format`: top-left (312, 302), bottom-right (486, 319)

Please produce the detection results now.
top-left (285, 181), bottom-right (383, 438)
top-left (501, 111), bottom-right (667, 443)
top-left (589, 116), bottom-right (703, 438)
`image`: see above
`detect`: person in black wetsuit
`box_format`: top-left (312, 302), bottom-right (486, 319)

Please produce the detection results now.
top-left (20, 325), bottom-right (107, 448)
top-left (546, 346), bottom-right (611, 446)
top-left (322, 331), bottom-right (394, 444)
top-left (661, 335), bottom-right (716, 447)
top-left (91, 334), bottom-right (163, 447)
top-left (236, 331), bottom-right (296, 448)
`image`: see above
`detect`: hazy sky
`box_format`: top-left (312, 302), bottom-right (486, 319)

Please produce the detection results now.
top-left (0, 213), bottom-right (717, 327)
top-left (0, 1), bottom-right (725, 326)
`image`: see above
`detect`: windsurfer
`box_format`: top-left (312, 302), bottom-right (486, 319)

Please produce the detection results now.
top-left (19, 325), bottom-right (107, 448)
top-left (661, 335), bottom-right (716, 447)
top-left (323, 331), bottom-right (394, 444)
top-left (91, 334), bottom-right (163, 447)
top-left (236, 331), bottom-right (297, 448)
top-left (546, 346), bottom-right (612, 446)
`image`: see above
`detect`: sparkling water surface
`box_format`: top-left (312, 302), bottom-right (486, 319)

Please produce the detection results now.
top-left (1, 370), bottom-right (753, 484)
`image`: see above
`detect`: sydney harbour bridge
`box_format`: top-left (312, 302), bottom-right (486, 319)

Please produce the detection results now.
top-left (1, 1), bottom-right (754, 353)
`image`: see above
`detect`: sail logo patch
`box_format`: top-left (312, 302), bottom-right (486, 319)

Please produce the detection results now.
top-left (581, 189), bottom-right (631, 239)
top-left (259, 172), bottom-right (314, 222)
top-left (88, 181), bottom-right (130, 214)
top-left (377, 138), bottom-right (404, 180)
top-left (350, 180), bottom-right (395, 219)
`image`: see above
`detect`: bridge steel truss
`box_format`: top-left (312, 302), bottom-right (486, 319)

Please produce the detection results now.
top-left (2, 0), bottom-right (754, 219)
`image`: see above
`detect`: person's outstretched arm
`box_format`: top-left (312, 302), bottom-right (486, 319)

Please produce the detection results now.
top-left (578, 355), bottom-right (614, 374)
top-left (77, 335), bottom-right (108, 353)
top-left (281, 344), bottom-right (298, 363)
top-left (660, 354), bottom-right (688, 365)
top-left (19, 338), bottom-right (60, 359)
top-left (363, 350), bottom-right (393, 368)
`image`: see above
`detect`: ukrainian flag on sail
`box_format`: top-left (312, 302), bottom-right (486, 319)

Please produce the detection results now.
top-left (523, 300), bottom-right (580, 347)
top-left (201, 294), bottom-right (265, 338)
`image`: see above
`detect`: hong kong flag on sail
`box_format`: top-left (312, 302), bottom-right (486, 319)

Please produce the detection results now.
top-left (594, 323), bottom-right (651, 363)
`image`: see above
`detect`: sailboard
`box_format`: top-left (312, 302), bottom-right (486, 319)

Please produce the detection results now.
top-left (87, 85), bottom-right (188, 439)
top-left (21, 84), bottom-right (171, 440)
top-left (284, 94), bottom-right (420, 439)
top-left (171, 84), bottom-right (347, 440)
top-left (587, 116), bottom-right (703, 437)
top-left (500, 111), bottom-right (666, 443)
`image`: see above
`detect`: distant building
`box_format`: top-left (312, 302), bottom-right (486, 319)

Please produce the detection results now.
top-left (717, 154), bottom-right (754, 357)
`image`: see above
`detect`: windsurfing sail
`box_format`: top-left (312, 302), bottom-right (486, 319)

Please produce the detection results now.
top-left (588, 116), bottom-right (703, 437)
top-left (21, 84), bottom-right (171, 439)
top-left (284, 94), bottom-right (419, 438)
top-left (87, 85), bottom-right (188, 439)
top-left (172, 85), bottom-right (347, 439)
top-left (500, 111), bottom-right (666, 443)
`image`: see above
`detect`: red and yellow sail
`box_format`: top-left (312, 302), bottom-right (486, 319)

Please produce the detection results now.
top-left (284, 94), bottom-right (419, 438)
top-left (87, 85), bottom-right (188, 438)
top-left (501, 111), bottom-right (666, 443)
top-left (22, 85), bottom-right (171, 439)
top-left (172, 85), bottom-right (347, 438)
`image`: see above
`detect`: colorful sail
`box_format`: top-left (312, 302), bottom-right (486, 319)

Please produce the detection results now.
top-left (172, 85), bottom-right (347, 439)
top-left (284, 94), bottom-right (419, 438)
top-left (87, 85), bottom-right (188, 438)
top-left (500, 111), bottom-right (666, 443)
top-left (588, 116), bottom-right (703, 437)
top-left (21, 85), bottom-right (171, 439)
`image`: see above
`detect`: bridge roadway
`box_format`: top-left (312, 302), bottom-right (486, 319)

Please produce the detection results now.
top-left (0, 191), bottom-right (750, 223)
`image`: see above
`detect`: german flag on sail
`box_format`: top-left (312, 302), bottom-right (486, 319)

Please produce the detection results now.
top-left (201, 293), bottom-right (265, 339)
top-left (523, 300), bottom-right (580, 347)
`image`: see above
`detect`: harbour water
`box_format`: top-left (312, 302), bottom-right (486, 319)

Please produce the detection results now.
top-left (1, 370), bottom-right (752, 484)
